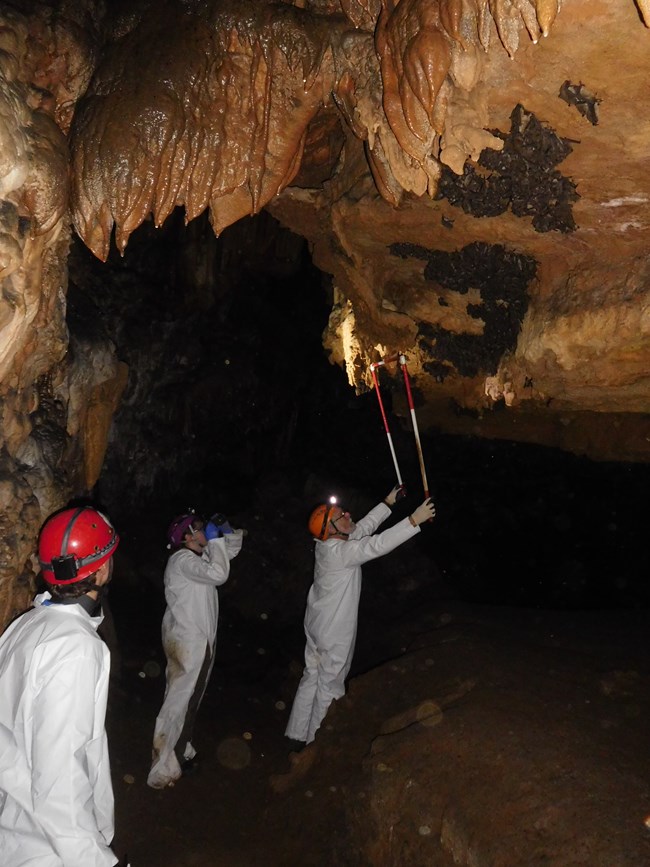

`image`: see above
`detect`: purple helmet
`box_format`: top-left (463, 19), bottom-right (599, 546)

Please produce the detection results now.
top-left (166, 513), bottom-right (199, 548)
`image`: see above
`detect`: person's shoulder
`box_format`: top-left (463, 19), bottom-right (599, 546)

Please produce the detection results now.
top-left (167, 547), bottom-right (194, 565)
top-left (168, 546), bottom-right (188, 557)
top-left (31, 614), bottom-right (106, 665)
top-left (165, 547), bottom-right (201, 581)
top-left (315, 538), bottom-right (347, 559)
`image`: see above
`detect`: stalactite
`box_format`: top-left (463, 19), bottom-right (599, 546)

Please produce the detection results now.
top-left (513, 0), bottom-right (540, 43)
top-left (70, 0), bottom-right (335, 260)
top-left (535, 0), bottom-right (560, 37)
top-left (70, 0), bottom-right (577, 259)
top-left (339, 0), bottom-right (381, 30)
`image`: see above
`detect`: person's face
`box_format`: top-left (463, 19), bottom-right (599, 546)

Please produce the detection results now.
top-left (184, 521), bottom-right (207, 553)
top-left (87, 558), bottom-right (113, 600)
top-left (330, 507), bottom-right (355, 537)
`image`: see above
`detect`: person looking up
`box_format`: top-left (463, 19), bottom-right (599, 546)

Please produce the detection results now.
top-left (0, 505), bottom-right (123, 867)
top-left (147, 511), bottom-right (243, 790)
top-left (285, 487), bottom-right (435, 746)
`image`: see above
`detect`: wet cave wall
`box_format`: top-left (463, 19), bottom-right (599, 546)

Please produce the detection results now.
top-left (65, 0), bottom-right (650, 468)
top-left (1, 0), bottom-right (650, 632)
top-left (68, 210), bottom-right (331, 520)
top-left (64, 211), bottom-right (650, 657)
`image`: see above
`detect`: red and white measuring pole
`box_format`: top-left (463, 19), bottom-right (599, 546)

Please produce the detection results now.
top-left (369, 357), bottom-right (404, 490)
top-left (398, 354), bottom-right (430, 500)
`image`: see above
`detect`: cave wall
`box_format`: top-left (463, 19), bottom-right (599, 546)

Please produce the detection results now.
top-left (1, 0), bottom-right (649, 630)
top-left (268, 0), bottom-right (650, 462)
top-left (68, 208), bottom-right (329, 530)
top-left (0, 2), bottom-right (125, 624)
top-left (67, 0), bottom-right (650, 462)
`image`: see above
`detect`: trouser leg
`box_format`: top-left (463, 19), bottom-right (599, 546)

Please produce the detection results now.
top-left (175, 642), bottom-right (213, 763)
top-left (305, 644), bottom-right (348, 744)
top-left (148, 637), bottom-right (208, 788)
top-left (285, 641), bottom-right (320, 742)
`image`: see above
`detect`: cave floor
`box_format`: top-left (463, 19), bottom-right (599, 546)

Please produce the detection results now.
top-left (105, 593), bottom-right (650, 866)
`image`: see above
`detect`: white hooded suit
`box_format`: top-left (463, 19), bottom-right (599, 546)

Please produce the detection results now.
top-left (285, 503), bottom-right (419, 744)
top-left (147, 531), bottom-right (243, 789)
top-left (0, 592), bottom-right (117, 867)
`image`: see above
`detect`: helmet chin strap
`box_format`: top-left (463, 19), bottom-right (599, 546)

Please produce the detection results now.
top-left (330, 518), bottom-right (349, 539)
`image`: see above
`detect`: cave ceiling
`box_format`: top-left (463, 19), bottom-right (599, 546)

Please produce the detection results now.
top-left (3, 0), bottom-right (650, 475)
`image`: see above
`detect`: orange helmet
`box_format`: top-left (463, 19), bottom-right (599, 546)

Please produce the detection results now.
top-left (38, 507), bottom-right (119, 585)
top-left (308, 503), bottom-right (337, 540)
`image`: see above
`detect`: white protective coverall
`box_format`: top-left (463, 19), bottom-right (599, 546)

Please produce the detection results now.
top-left (147, 531), bottom-right (243, 789)
top-left (0, 592), bottom-right (117, 867)
top-left (285, 502), bottom-right (419, 744)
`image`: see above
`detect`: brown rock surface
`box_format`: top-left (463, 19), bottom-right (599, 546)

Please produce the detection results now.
top-left (0, 6), bottom-right (647, 858)
top-left (1, 0), bottom-right (650, 630)
top-left (104, 595), bottom-right (650, 866)
top-left (66, 0), bottom-right (650, 461)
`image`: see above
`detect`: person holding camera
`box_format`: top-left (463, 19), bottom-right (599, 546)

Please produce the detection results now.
top-left (147, 511), bottom-right (243, 790)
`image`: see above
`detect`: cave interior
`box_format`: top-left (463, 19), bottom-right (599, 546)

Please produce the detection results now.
top-left (71, 208), bottom-right (649, 615)
top-left (68, 208), bottom-right (650, 866)
top-left (2, 0), bottom-right (650, 862)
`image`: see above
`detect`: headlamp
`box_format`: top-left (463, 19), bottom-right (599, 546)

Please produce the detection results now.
top-left (51, 554), bottom-right (79, 582)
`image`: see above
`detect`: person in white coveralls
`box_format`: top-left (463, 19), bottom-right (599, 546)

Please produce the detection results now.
top-left (147, 511), bottom-right (243, 789)
top-left (0, 505), bottom-right (125, 867)
top-left (285, 487), bottom-right (436, 746)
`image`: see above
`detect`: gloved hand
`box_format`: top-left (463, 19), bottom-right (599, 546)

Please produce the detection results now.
top-left (384, 484), bottom-right (406, 506)
top-left (210, 513), bottom-right (233, 534)
top-left (410, 498), bottom-right (436, 526)
top-left (205, 521), bottom-right (222, 541)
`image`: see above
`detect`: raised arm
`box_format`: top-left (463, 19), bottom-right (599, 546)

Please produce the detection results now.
top-left (343, 497), bottom-right (435, 567)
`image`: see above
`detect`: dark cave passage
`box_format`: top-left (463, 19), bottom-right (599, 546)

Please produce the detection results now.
top-left (67, 208), bottom-right (650, 619)
top-left (2, 0), bottom-right (650, 862)
top-left (66, 209), bottom-right (650, 866)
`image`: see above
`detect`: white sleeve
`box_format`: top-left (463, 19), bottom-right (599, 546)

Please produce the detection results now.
top-left (349, 503), bottom-right (392, 539)
top-left (173, 543), bottom-right (231, 587)
top-left (223, 528), bottom-right (244, 560)
top-left (340, 516), bottom-right (419, 568)
top-left (31, 652), bottom-right (118, 867)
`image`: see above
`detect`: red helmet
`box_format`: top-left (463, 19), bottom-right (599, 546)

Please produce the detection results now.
top-left (38, 507), bottom-right (119, 585)
top-left (308, 503), bottom-right (336, 540)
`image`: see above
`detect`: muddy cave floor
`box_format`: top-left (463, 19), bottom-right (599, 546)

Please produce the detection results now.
top-left (102, 535), bottom-right (650, 866)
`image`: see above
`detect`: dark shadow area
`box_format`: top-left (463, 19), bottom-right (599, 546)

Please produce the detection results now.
top-left (66, 210), bottom-right (650, 865)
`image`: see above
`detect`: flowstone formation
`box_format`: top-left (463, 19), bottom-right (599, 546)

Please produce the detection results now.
top-left (70, 0), bottom-right (570, 252)
top-left (0, 1), bottom-right (125, 624)
top-left (1, 0), bottom-right (650, 625)
top-left (69, 0), bottom-right (650, 460)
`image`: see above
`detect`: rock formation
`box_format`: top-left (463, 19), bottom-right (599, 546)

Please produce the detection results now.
top-left (1, 0), bottom-right (649, 622)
